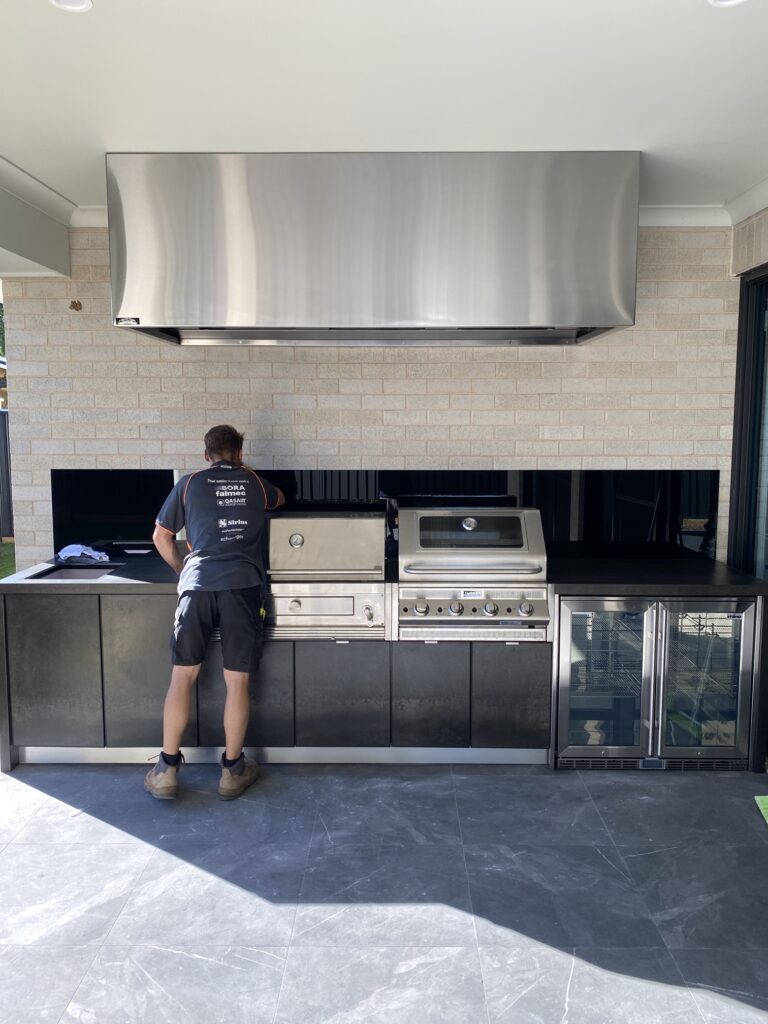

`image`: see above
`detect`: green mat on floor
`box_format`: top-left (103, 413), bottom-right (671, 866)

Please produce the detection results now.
top-left (756, 796), bottom-right (768, 826)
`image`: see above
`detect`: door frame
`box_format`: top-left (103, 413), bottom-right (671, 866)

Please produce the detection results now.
top-left (728, 263), bottom-right (768, 573)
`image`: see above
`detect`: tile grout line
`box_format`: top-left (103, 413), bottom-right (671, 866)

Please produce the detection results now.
top-left (450, 763), bottom-right (492, 1024)
top-left (664, 948), bottom-right (710, 1024)
top-left (271, 807), bottom-right (321, 1024)
top-left (574, 770), bottom-right (669, 945)
top-left (574, 771), bottom-right (712, 1022)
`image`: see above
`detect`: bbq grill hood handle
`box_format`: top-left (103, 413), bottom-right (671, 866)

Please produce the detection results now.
top-left (402, 563), bottom-right (544, 575)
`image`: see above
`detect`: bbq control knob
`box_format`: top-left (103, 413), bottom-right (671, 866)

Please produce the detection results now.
top-left (364, 605), bottom-right (374, 622)
top-left (413, 600), bottom-right (430, 617)
top-left (518, 601), bottom-right (535, 617)
top-left (288, 599), bottom-right (302, 612)
top-left (483, 601), bottom-right (499, 617)
top-left (448, 601), bottom-right (464, 616)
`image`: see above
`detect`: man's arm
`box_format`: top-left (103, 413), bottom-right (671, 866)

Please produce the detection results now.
top-left (273, 487), bottom-right (286, 508)
top-left (153, 524), bottom-right (184, 575)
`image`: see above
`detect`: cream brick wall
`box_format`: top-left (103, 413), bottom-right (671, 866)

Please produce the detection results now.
top-left (2, 226), bottom-right (737, 568)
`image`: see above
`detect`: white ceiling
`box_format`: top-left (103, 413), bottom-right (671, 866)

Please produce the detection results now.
top-left (1, 0), bottom-right (768, 217)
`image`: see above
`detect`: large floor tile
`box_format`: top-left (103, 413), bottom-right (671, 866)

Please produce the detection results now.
top-left (12, 777), bottom-right (316, 848)
top-left (566, 948), bottom-right (701, 1024)
top-left (673, 948), bottom-right (768, 1022)
top-left (581, 772), bottom-right (768, 845)
top-left (273, 946), bottom-right (486, 1024)
top-left (292, 841), bottom-right (475, 946)
top-left (0, 774), bottom-right (61, 844)
top-left (466, 843), bottom-right (664, 948)
top-left (479, 945), bottom-right (576, 1022)
top-left (0, 844), bottom-right (153, 946)
top-left (60, 945), bottom-right (287, 1024)
top-left (105, 838), bottom-right (309, 947)
top-left (0, 944), bottom-right (97, 1024)
top-left (455, 773), bottom-right (611, 845)
top-left (480, 946), bottom-right (702, 1024)
top-left (313, 769), bottom-right (461, 845)
top-left (622, 842), bottom-right (768, 949)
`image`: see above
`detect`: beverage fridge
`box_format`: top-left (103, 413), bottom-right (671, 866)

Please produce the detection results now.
top-left (556, 599), bottom-right (757, 768)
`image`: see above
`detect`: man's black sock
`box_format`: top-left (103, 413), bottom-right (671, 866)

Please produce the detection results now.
top-left (223, 752), bottom-right (243, 768)
top-left (161, 751), bottom-right (181, 766)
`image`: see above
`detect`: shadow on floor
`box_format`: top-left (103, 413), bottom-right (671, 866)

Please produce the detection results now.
top-left (2, 763), bottom-right (768, 1023)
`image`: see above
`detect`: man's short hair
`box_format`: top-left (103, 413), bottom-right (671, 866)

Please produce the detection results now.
top-left (204, 424), bottom-right (245, 459)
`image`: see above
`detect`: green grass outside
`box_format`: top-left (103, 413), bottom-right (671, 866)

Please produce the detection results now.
top-left (0, 541), bottom-right (15, 579)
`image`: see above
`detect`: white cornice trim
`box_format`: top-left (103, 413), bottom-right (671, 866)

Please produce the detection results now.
top-left (0, 155), bottom-right (75, 225)
top-left (639, 205), bottom-right (731, 227)
top-left (726, 177), bottom-right (768, 227)
top-left (69, 206), bottom-right (108, 228)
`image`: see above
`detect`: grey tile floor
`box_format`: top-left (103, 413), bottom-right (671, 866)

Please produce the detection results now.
top-left (0, 763), bottom-right (767, 1023)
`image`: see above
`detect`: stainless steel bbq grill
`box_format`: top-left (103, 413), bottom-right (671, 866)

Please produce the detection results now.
top-left (396, 506), bottom-right (551, 641)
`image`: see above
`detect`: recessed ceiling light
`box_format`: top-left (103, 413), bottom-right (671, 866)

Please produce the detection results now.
top-left (49, 0), bottom-right (93, 11)
top-left (708, 0), bottom-right (749, 6)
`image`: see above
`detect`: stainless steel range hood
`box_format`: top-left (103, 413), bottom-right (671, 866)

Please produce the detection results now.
top-left (106, 152), bottom-right (639, 347)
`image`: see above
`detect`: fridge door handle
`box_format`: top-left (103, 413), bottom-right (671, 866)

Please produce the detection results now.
top-left (643, 603), bottom-right (658, 758)
top-left (654, 604), bottom-right (668, 758)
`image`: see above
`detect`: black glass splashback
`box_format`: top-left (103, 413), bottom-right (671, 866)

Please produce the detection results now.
top-left (50, 467), bottom-right (719, 559)
top-left (51, 469), bottom-right (175, 551)
top-left (263, 468), bottom-right (719, 559)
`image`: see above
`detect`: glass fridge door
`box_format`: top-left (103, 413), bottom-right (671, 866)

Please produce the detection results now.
top-left (558, 600), bottom-right (656, 758)
top-left (657, 601), bottom-right (755, 759)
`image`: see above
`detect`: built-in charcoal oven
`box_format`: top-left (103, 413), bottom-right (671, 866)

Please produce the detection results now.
top-left (265, 511), bottom-right (391, 640)
top-left (396, 507), bottom-right (552, 642)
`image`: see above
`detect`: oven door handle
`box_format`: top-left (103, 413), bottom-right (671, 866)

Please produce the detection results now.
top-left (402, 563), bottom-right (544, 575)
top-left (268, 569), bottom-right (382, 576)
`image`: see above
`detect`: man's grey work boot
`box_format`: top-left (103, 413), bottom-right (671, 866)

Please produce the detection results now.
top-left (218, 754), bottom-right (260, 800)
top-left (144, 753), bottom-right (184, 800)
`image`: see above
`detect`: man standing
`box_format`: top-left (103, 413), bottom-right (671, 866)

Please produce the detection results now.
top-left (145, 425), bottom-right (285, 801)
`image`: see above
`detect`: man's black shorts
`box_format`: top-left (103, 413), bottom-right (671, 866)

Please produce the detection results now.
top-left (171, 587), bottom-right (263, 672)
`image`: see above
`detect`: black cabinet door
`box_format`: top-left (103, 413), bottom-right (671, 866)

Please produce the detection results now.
top-left (101, 595), bottom-right (197, 747)
top-left (391, 642), bottom-right (470, 747)
top-left (197, 640), bottom-right (294, 747)
top-left (7, 595), bottom-right (104, 746)
top-left (471, 642), bottom-right (552, 748)
top-left (295, 641), bottom-right (390, 746)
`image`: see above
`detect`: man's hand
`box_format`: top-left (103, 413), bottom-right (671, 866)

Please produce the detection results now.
top-left (153, 525), bottom-right (184, 575)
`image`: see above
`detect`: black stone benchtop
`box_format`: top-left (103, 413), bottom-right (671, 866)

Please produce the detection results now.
top-left (2, 544), bottom-right (767, 597)
top-left (0, 556), bottom-right (181, 594)
top-left (549, 543), bottom-right (768, 596)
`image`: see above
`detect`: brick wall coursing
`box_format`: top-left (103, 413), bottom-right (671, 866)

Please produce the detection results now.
top-left (3, 226), bottom-right (737, 568)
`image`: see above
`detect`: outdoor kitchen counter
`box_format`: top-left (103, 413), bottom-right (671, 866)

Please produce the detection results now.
top-left (550, 556), bottom-right (768, 596)
top-left (0, 556), bottom-right (181, 593)
top-left (3, 552), bottom-right (768, 595)
top-left (2, 552), bottom-right (768, 772)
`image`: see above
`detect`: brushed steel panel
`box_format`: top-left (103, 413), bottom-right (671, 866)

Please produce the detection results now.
top-left (106, 152), bottom-right (639, 342)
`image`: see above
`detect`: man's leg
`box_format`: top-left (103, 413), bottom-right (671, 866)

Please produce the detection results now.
top-left (163, 664), bottom-right (202, 755)
top-left (218, 667), bottom-right (259, 799)
top-left (145, 664), bottom-right (201, 801)
top-left (222, 669), bottom-right (250, 760)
